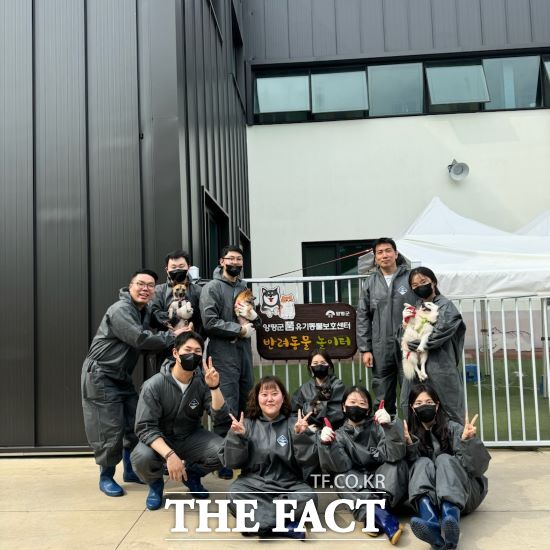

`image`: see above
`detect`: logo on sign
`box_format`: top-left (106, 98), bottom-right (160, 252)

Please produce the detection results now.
top-left (326, 310), bottom-right (336, 318)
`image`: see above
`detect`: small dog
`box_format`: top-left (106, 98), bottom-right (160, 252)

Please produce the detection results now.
top-left (234, 288), bottom-right (256, 325)
top-left (401, 302), bottom-right (439, 381)
top-left (167, 282), bottom-right (193, 330)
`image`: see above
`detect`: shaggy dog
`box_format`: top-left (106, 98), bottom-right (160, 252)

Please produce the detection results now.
top-left (401, 302), bottom-right (439, 381)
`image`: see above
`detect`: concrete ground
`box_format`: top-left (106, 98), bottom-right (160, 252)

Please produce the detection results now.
top-left (1, 449), bottom-right (549, 550)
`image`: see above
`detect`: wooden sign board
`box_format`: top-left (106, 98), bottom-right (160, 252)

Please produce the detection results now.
top-left (256, 302), bottom-right (357, 360)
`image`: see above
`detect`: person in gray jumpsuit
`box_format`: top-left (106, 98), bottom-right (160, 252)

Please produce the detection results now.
top-left (220, 376), bottom-right (319, 539)
top-left (357, 238), bottom-right (416, 415)
top-left (131, 331), bottom-right (229, 510)
top-left (400, 267), bottom-right (466, 424)
top-left (199, 245), bottom-right (260, 480)
top-left (291, 348), bottom-right (345, 429)
top-left (81, 269), bottom-right (183, 497)
top-left (405, 383), bottom-right (490, 550)
top-left (318, 385), bottom-right (408, 545)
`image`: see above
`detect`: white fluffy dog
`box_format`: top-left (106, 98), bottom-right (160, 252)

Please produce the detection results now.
top-left (401, 302), bottom-right (439, 381)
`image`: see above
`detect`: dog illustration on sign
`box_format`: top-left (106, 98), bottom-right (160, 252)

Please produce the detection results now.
top-left (260, 287), bottom-right (281, 318)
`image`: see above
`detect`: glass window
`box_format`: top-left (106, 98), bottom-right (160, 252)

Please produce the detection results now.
top-left (368, 63), bottom-right (423, 116)
top-left (426, 64), bottom-right (490, 105)
top-left (544, 58), bottom-right (550, 107)
top-left (483, 56), bottom-right (540, 110)
top-left (255, 75), bottom-right (310, 113)
top-left (545, 59), bottom-right (550, 80)
top-left (311, 71), bottom-right (368, 113)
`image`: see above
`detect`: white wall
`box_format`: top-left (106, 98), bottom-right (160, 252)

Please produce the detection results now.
top-left (247, 110), bottom-right (550, 278)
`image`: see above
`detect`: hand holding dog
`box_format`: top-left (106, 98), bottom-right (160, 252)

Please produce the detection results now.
top-left (236, 302), bottom-right (258, 321)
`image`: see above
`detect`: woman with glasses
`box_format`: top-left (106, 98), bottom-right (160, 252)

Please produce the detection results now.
top-left (405, 383), bottom-right (490, 550)
top-left (399, 267), bottom-right (466, 423)
top-left (291, 348), bottom-right (346, 430)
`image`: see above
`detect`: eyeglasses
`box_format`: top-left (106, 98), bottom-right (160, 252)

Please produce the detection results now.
top-left (223, 256), bottom-right (243, 263)
top-left (132, 281), bottom-right (155, 290)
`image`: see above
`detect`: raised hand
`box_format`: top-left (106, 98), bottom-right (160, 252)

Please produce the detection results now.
top-left (320, 417), bottom-right (336, 444)
top-left (374, 399), bottom-right (391, 426)
top-left (403, 420), bottom-right (413, 445)
top-left (229, 412), bottom-right (246, 435)
top-left (461, 412), bottom-right (479, 440)
top-left (203, 356), bottom-right (219, 388)
top-left (294, 409), bottom-right (313, 434)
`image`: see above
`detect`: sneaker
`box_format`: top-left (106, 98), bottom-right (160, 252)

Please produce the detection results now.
top-left (183, 472), bottom-right (209, 499)
top-left (218, 467), bottom-right (234, 480)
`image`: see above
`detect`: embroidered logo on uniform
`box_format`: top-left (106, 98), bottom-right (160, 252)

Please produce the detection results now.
top-left (277, 435), bottom-right (288, 447)
top-left (398, 285), bottom-right (408, 295)
top-left (189, 399), bottom-right (199, 409)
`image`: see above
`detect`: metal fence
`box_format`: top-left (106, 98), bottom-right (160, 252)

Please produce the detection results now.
top-left (246, 275), bottom-right (550, 448)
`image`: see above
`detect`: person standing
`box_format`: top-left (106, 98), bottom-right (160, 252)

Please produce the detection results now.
top-left (357, 238), bottom-right (415, 415)
top-left (199, 245), bottom-right (259, 479)
top-left (81, 269), bottom-right (185, 497)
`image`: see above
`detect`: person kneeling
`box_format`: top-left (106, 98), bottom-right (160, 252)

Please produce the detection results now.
top-left (405, 383), bottom-right (490, 550)
top-left (131, 332), bottom-right (229, 510)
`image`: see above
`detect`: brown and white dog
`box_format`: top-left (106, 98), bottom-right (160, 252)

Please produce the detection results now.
top-left (401, 302), bottom-right (439, 381)
top-left (234, 288), bottom-right (256, 326)
top-left (167, 282), bottom-right (194, 330)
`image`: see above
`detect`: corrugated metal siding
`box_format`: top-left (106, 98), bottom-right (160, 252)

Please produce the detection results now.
top-left (0, 0), bottom-right (35, 447)
top-left (244, 0), bottom-right (550, 63)
top-left (34, 0), bottom-right (88, 446)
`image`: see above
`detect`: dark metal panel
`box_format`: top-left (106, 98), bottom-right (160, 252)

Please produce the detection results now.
top-left (243, 0), bottom-right (265, 61)
top-left (288, 0), bottom-right (313, 59)
top-left (335, 0), bottom-right (361, 55)
top-left (0, 0), bottom-right (35, 447)
top-left (264, 0), bottom-right (290, 60)
top-left (531, 0), bottom-right (550, 44)
top-left (359, 0), bottom-right (385, 54)
top-left (505, 0), bottom-right (532, 45)
top-left (35, 0), bottom-right (88, 446)
top-left (383, 0), bottom-right (409, 52)
top-left (408, 0), bottom-right (433, 51)
top-left (138, 0), bottom-right (182, 271)
top-left (87, 0), bottom-right (142, 330)
top-left (204, 2), bottom-right (215, 195)
top-left (457, 0), bottom-right (482, 47)
top-left (480, 0), bottom-right (507, 46)
top-left (312, 0), bottom-right (337, 57)
top-left (431, 0), bottom-right (459, 49)
top-left (196, 1), bottom-right (209, 196)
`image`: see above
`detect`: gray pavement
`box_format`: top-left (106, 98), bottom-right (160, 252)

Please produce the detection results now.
top-left (1, 449), bottom-right (549, 549)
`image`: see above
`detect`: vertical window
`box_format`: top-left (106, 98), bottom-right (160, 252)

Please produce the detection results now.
top-left (311, 71), bottom-right (368, 114)
top-left (544, 58), bottom-right (550, 106)
top-left (483, 56), bottom-right (540, 110)
top-left (368, 63), bottom-right (423, 116)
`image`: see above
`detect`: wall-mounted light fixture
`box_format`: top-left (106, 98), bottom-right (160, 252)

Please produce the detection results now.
top-left (448, 159), bottom-right (469, 182)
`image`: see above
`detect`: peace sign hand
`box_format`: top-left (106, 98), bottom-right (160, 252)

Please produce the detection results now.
top-left (461, 412), bottom-right (479, 440)
top-left (229, 412), bottom-right (246, 435)
top-left (295, 409), bottom-right (313, 434)
top-left (403, 420), bottom-right (413, 446)
top-left (203, 357), bottom-right (219, 388)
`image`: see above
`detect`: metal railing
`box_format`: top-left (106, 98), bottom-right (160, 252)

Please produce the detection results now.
top-left (246, 275), bottom-right (550, 447)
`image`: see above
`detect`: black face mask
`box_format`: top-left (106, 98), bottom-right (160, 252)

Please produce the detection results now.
top-left (311, 364), bottom-right (330, 380)
top-left (225, 265), bottom-right (242, 277)
top-left (344, 406), bottom-right (369, 423)
top-left (178, 353), bottom-right (202, 372)
top-left (168, 269), bottom-right (188, 284)
top-left (414, 404), bottom-right (437, 423)
top-left (413, 283), bottom-right (433, 299)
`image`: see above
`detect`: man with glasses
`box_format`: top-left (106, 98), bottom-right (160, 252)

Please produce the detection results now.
top-left (199, 245), bottom-right (258, 479)
top-left (81, 269), bottom-right (187, 497)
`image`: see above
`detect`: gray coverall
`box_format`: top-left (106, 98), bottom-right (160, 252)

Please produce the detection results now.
top-left (220, 415), bottom-right (319, 533)
top-left (318, 417), bottom-right (408, 521)
top-left (400, 295), bottom-right (466, 423)
top-left (407, 420), bottom-right (490, 514)
top-left (356, 265), bottom-right (416, 414)
top-left (81, 288), bottom-right (174, 466)
top-left (200, 267), bottom-right (257, 434)
top-left (291, 374), bottom-right (346, 428)
top-left (131, 360), bottom-right (229, 483)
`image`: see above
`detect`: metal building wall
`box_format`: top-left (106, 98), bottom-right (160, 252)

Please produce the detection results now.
top-left (243, 0), bottom-right (550, 64)
top-left (0, 0), bottom-right (250, 450)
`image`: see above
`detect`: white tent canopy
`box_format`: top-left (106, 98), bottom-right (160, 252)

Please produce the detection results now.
top-left (395, 198), bottom-right (550, 298)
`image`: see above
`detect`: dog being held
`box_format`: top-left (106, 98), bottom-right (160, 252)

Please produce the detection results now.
top-left (167, 282), bottom-right (194, 331)
top-left (401, 302), bottom-right (439, 381)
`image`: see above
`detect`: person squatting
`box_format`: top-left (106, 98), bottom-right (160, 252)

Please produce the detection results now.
top-left (81, 242), bottom-right (490, 549)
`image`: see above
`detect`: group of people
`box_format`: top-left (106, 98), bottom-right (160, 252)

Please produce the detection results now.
top-left (80, 238), bottom-right (490, 549)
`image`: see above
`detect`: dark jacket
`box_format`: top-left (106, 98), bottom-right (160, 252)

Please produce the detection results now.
top-left (135, 359), bottom-right (230, 445)
top-left (83, 288), bottom-right (174, 382)
top-left (356, 265), bottom-right (416, 367)
top-left (221, 415), bottom-right (319, 484)
top-left (291, 374), bottom-right (346, 428)
top-left (319, 417), bottom-right (406, 473)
